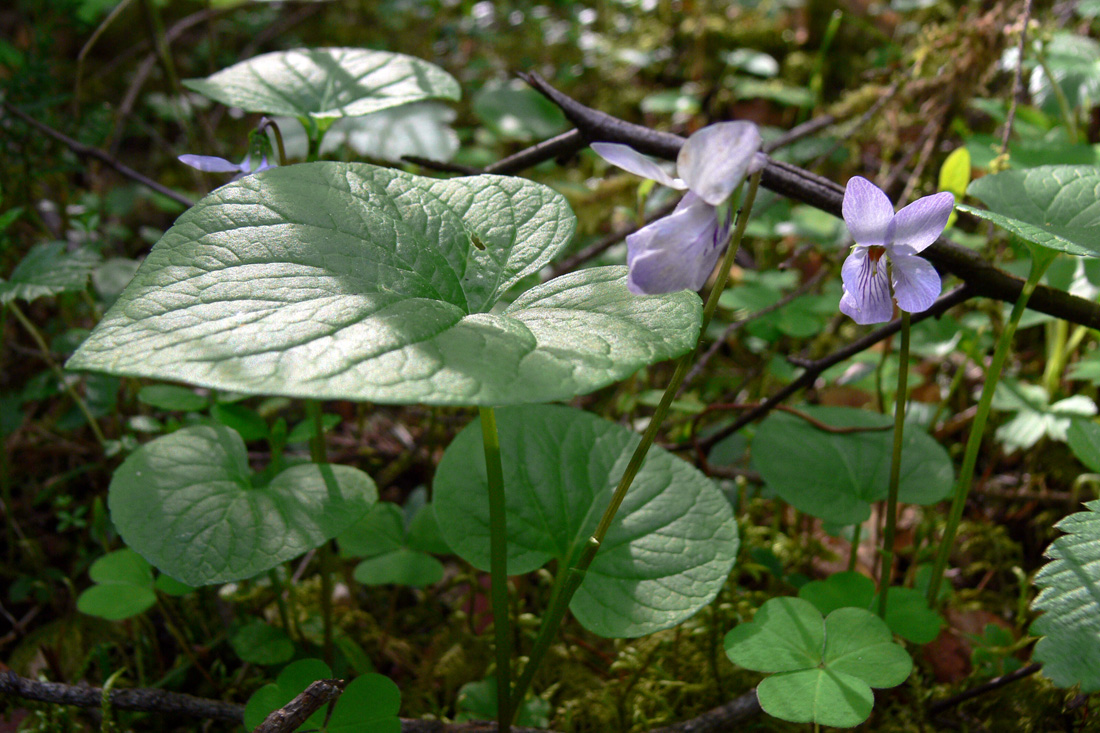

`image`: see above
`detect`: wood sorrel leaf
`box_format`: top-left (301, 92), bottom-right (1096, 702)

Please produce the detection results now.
top-left (109, 424), bottom-right (377, 586)
top-left (433, 404), bottom-right (738, 638)
top-left (76, 549), bottom-right (156, 621)
top-left (68, 163), bottom-right (701, 405)
top-left (244, 659), bottom-right (332, 731)
top-left (798, 572), bottom-right (943, 644)
top-left (725, 598), bottom-right (912, 728)
top-left (1031, 499), bottom-right (1100, 691)
top-left (182, 48), bottom-right (460, 119)
top-left (751, 406), bottom-right (953, 525)
top-left (326, 673), bottom-right (402, 733)
top-left (957, 165), bottom-right (1100, 256)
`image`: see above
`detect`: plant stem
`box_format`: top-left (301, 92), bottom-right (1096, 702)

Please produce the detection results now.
top-left (8, 303), bottom-right (107, 446)
top-left (1042, 318), bottom-right (1068, 395)
top-left (926, 249), bottom-right (1056, 604)
top-left (878, 312), bottom-right (909, 618)
top-left (847, 524), bottom-right (861, 572)
top-left (508, 172), bottom-right (762, 720)
top-left (478, 406), bottom-right (511, 732)
top-left (306, 401), bottom-right (334, 666)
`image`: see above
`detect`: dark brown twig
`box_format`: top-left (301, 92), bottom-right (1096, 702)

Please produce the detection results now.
top-left (928, 663), bottom-right (1042, 715)
top-left (253, 678), bottom-right (344, 733)
top-left (2, 102), bottom-right (195, 209)
top-left (697, 284), bottom-right (976, 450)
top-left (0, 670), bottom-right (242, 723)
top-left (486, 129), bottom-right (586, 174)
top-left (519, 73), bottom-right (1100, 329)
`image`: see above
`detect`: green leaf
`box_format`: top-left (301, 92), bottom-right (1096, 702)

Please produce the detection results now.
top-left (938, 147), bottom-right (971, 197)
top-left (724, 597), bottom-right (824, 673)
top-left (456, 677), bottom-right (550, 728)
top-left (751, 406), bottom-right (953, 524)
top-left (327, 673), bottom-right (402, 733)
top-left (243, 659), bottom-right (331, 731)
top-left (210, 403), bottom-right (269, 441)
top-left (230, 621), bottom-right (294, 665)
top-left (337, 502), bottom-right (405, 558)
top-left (757, 668), bottom-right (873, 728)
top-left (68, 163), bottom-right (700, 406)
top-left (182, 48), bottom-right (459, 119)
top-left (1068, 419), bottom-right (1100, 472)
top-left (798, 571), bottom-right (875, 615)
top-left (993, 381), bottom-right (1096, 452)
top-left (108, 424), bottom-right (376, 586)
top-left (726, 598), bottom-right (912, 728)
top-left (1029, 33), bottom-right (1100, 114)
top-left (958, 166), bottom-right (1100, 256)
top-left (1032, 500), bottom-right (1100, 691)
top-left (0, 242), bottom-right (100, 305)
top-left (137, 385), bottom-right (208, 412)
top-left (76, 549), bottom-right (156, 620)
top-left (473, 80), bottom-right (567, 141)
top-left (354, 549), bottom-right (443, 587)
top-left (433, 404), bottom-right (738, 638)
top-left (276, 102), bottom-right (459, 162)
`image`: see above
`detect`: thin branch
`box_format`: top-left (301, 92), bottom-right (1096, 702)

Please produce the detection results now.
top-left (486, 129), bottom-right (586, 174)
top-left (253, 679), bottom-right (344, 733)
top-left (928, 663), bottom-right (1041, 715)
top-left (519, 73), bottom-right (1100, 329)
top-left (0, 670), bottom-right (242, 723)
top-left (999, 0), bottom-right (1035, 156)
top-left (2, 102), bottom-right (195, 209)
top-left (697, 285), bottom-right (976, 450)
top-left (646, 691), bottom-right (761, 733)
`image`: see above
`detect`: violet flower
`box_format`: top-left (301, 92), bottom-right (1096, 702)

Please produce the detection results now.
top-left (838, 176), bottom-right (955, 325)
top-left (592, 121), bottom-right (764, 294)
top-left (178, 152), bottom-right (274, 180)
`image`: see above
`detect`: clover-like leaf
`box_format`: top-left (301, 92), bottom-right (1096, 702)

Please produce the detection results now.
top-left (108, 424), bottom-right (376, 586)
top-left (993, 381), bottom-right (1096, 453)
top-left (183, 48), bottom-right (459, 119)
top-left (230, 621), bottom-right (294, 666)
top-left (67, 163), bottom-right (701, 406)
top-left (326, 673), bottom-right (401, 733)
top-left (76, 549), bottom-right (156, 620)
top-left (798, 572), bottom-right (943, 644)
top-left (433, 404), bottom-right (738, 638)
top-left (0, 242), bottom-right (100, 305)
top-left (957, 165), bottom-right (1100, 256)
top-left (338, 502), bottom-right (444, 587)
top-left (751, 406), bottom-right (953, 524)
top-left (725, 597), bottom-right (912, 728)
top-left (456, 677), bottom-right (550, 728)
top-left (1031, 499), bottom-right (1100, 691)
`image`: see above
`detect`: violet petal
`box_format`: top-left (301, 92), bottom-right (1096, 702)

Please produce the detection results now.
top-left (591, 142), bottom-right (684, 189)
top-left (839, 246), bottom-right (893, 324)
top-left (889, 191), bottom-right (955, 253)
top-left (677, 121), bottom-right (762, 206)
top-left (842, 176), bottom-right (894, 246)
top-left (891, 251), bottom-right (942, 314)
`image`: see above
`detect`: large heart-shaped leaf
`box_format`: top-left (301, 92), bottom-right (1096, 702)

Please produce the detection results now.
top-left (957, 166), bottom-right (1100, 256)
top-left (182, 48), bottom-right (459, 119)
top-left (68, 163), bottom-right (700, 405)
top-left (109, 424), bottom-right (376, 586)
top-left (433, 404), bottom-right (738, 638)
top-left (1031, 499), bottom-right (1100, 691)
top-left (751, 406), bottom-right (953, 525)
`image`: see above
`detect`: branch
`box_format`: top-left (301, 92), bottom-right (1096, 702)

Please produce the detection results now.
top-left (697, 284), bottom-right (976, 450)
top-left (519, 73), bottom-right (1100, 329)
top-left (927, 662), bottom-right (1041, 715)
top-left (0, 670), bottom-right (242, 723)
top-left (253, 678), bottom-right (345, 733)
top-left (1, 102), bottom-right (195, 209)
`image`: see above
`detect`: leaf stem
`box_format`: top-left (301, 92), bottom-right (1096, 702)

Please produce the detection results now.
top-left (926, 248), bottom-right (1056, 604)
top-left (878, 311), bottom-right (909, 618)
top-left (10, 303), bottom-right (107, 446)
top-left (478, 406), bottom-right (512, 732)
top-left (507, 171), bottom-right (762, 721)
top-left (306, 401), bottom-right (334, 666)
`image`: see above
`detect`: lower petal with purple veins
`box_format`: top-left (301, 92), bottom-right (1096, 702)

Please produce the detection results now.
top-left (625, 196), bottom-right (721, 294)
top-left (839, 246), bottom-right (893, 324)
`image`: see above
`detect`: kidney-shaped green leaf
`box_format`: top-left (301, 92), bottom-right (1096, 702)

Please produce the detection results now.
top-left (751, 406), bottom-right (953, 525)
top-left (433, 404), bottom-right (738, 638)
top-left (109, 424), bottom-right (376, 586)
top-left (958, 165), bottom-right (1100, 256)
top-left (1031, 499), bottom-right (1100, 691)
top-left (68, 163), bottom-right (701, 406)
top-left (182, 48), bottom-right (460, 119)
top-left (76, 549), bottom-right (157, 621)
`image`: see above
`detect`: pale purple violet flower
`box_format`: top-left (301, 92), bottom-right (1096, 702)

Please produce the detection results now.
top-left (592, 121), bottom-right (764, 294)
top-left (178, 153), bottom-right (274, 180)
top-left (838, 176), bottom-right (955, 325)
